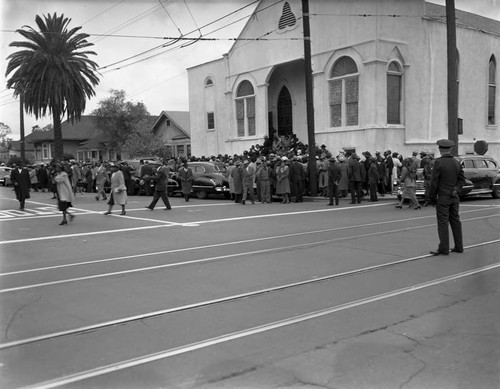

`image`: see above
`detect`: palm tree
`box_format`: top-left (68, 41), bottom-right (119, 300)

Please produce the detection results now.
top-left (5, 13), bottom-right (100, 160)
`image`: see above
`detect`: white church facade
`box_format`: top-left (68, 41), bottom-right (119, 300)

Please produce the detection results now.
top-left (187, 0), bottom-right (500, 160)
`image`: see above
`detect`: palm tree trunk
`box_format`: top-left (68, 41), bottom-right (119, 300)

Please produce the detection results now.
top-left (53, 109), bottom-right (63, 160)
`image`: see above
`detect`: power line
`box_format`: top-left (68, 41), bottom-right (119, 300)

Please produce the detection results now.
top-left (99, 0), bottom-right (281, 73)
top-left (98, 0), bottom-right (263, 72)
top-left (81, 0), bottom-right (127, 26)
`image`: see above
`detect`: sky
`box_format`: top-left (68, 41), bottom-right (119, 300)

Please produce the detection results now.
top-left (1, 0), bottom-right (500, 140)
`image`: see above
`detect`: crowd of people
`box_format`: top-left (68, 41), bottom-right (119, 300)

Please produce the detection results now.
top-left (5, 134), bottom-right (464, 260)
top-left (7, 132), bottom-right (438, 224)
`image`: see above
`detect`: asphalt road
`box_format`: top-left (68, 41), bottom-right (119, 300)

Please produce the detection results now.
top-left (0, 187), bottom-right (499, 389)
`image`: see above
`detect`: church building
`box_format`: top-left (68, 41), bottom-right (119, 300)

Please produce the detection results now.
top-left (187, 0), bottom-right (500, 159)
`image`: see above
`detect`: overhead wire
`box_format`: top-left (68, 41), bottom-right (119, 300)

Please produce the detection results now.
top-left (99, 0), bottom-right (280, 73)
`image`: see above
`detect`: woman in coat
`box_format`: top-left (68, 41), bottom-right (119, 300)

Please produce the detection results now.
top-left (54, 163), bottom-right (75, 225)
top-left (275, 157), bottom-right (291, 203)
top-left (177, 160), bottom-right (193, 201)
top-left (337, 156), bottom-right (349, 197)
top-left (104, 163), bottom-right (127, 215)
top-left (395, 158), bottom-right (421, 210)
top-left (367, 157), bottom-right (379, 202)
top-left (231, 161), bottom-right (244, 203)
top-left (227, 160), bottom-right (236, 200)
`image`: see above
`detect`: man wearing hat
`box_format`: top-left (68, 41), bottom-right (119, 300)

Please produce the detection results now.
top-left (327, 156), bottom-right (342, 205)
top-left (290, 155), bottom-right (306, 202)
top-left (428, 139), bottom-right (466, 255)
top-left (347, 153), bottom-right (364, 204)
top-left (241, 160), bottom-right (255, 205)
top-left (10, 162), bottom-right (31, 210)
top-left (145, 159), bottom-right (172, 211)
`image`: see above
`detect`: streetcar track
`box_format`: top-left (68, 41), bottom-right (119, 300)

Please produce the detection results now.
top-left (2, 209), bottom-right (497, 278)
top-left (1, 239), bottom-right (498, 351)
top-left (17, 261), bottom-right (500, 389)
top-left (1, 213), bottom-right (499, 294)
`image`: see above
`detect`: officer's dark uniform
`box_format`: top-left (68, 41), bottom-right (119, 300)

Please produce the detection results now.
top-left (428, 139), bottom-right (466, 255)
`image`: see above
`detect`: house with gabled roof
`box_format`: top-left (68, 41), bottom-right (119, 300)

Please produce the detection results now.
top-left (25, 116), bottom-right (120, 163)
top-left (152, 111), bottom-right (191, 158)
top-left (0, 140), bottom-right (35, 163)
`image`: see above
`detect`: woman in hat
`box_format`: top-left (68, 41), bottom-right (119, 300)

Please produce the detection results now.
top-left (177, 159), bottom-right (193, 201)
top-left (104, 163), bottom-right (127, 215)
top-left (275, 157), bottom-right (291, 203)
top-left (395, 158), bottom-right (421, 210)
top-left (54, 163), bottom-right (75, 225)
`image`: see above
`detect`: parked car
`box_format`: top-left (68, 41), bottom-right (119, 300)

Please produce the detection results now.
top-left (0, 166), bottom-right (12, 186)
top-left (171, 161), bottom-right (230, 199)
top-left (397, 154), bottom-right (499, 200)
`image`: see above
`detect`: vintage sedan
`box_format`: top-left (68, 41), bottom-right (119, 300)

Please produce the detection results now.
top-left (398, 154), bottom-right (500, 200)
top-left (171, 161), bottom-right (230, 199)
top-left (0, 166), bottom-right (12, 186)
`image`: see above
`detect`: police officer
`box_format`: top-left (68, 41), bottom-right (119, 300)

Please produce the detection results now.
top-left (428, 139), bottom-right (466, 256)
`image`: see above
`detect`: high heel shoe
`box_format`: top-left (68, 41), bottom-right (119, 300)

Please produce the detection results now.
top-left (59, 220), bottom-right (68, 225)
top-left (120, 211), bottom-right (126, 215)
top-left (414, 205), bottom-right (421, 210)
top-left (395, 205), bottom-right (402, 209)
top-left (104, 211), bottom-right (112, 215)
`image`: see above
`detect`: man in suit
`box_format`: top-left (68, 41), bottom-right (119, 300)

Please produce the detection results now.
top-left (241, 160), bottom-right (255, 205)
top-left (10, 163), bottom-right (31, 209)
top-left (139, 160), bottom-right (154, 196)
top-left (429, 139), bottom-right (466, 256)
top-left (347, 153), bottom-right (364, 204)
top-left (145, 159), bottom-right (172, 210)
top-left (290, 156), bottom-right (306, 202)
top-left (327, 156), bottom-right (342, 206)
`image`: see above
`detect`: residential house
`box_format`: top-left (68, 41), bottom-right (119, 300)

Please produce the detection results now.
top-left (187, 0), bottom-right (500, 160)
top-left (25, 116), bottom-right (119, 164)
top-left (0, 140), bottom-right (35, 163)
top-left (152, 111), bottom-right (191, 158)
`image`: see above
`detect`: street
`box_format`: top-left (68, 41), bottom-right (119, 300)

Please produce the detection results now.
top-left (0, 187), bottom-right (499, 389)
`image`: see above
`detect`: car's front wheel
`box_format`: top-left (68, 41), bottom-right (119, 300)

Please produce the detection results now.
top-left (492, 186), bottom-right (500, 199)
top-left (196, 190), bottom-right (208, 199)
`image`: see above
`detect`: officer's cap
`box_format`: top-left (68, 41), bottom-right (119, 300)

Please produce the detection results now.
top-left (436, 139), bottom-right (455, 148)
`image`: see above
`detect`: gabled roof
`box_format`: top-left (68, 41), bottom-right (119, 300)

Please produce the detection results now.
top-left (152, 111), bottom-right (190, 137)
top-left (25, 116), bottom-right (102, 143)
top-left (7, 140), bottom-right (35, 151)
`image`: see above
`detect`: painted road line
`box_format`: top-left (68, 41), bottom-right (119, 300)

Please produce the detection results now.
top-left (0, 205), bottom-right (498, 245)
top-left (1, 212), bottom-right (499, 277)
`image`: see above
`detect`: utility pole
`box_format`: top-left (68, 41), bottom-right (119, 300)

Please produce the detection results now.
top-left (302, 0), bottom-right (317, 196)
top-left (19, 94), bottom-right (25, 161)
top-left (446, 0), bottom-right (459, 155)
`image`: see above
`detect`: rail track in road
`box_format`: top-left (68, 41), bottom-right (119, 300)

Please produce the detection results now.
top-left (1, 199), bottom-right (499, 388)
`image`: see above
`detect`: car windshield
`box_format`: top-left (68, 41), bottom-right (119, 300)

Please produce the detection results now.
top-left (212, 164), bottom-right (227, 173)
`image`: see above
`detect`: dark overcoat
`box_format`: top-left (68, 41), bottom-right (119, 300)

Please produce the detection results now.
top-left (231, 166), bottom-right (244, 194)
top-left (177, 166), bottom-right (193, 194)
top-left (11, 168), bottom-right (31, 202)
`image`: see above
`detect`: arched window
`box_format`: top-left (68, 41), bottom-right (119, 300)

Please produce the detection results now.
top-left (488, 55), bottom-right (496, 125)
top-left (205, 77), bottom-right (215, 130)
top-left (277, 86), bottom-right (293, 136)
top-left (329, 56), bottom-right (359, 127)
top-left (235, 80), bottom-right (256, 137)
top-left (387, 61), bottom-right (402, 124)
